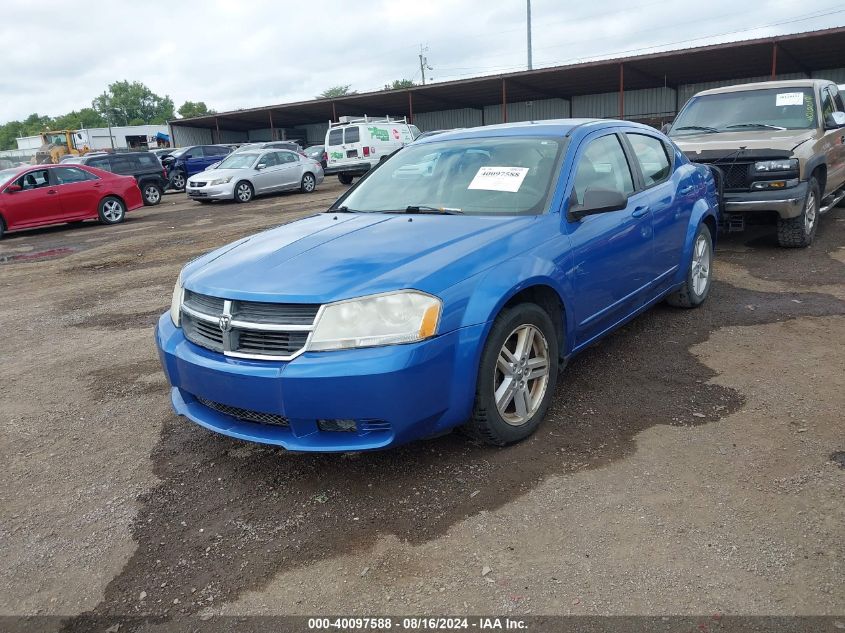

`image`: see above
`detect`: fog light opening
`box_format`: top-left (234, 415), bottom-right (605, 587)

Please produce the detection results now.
top-left (317, 419), bottom-right (358, 433)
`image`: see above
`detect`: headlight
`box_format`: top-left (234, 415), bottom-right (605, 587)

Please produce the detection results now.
top-left (209, 176), bottom-right (233, 185)
top-left (753, 159), bottom-right (798, 172)
top-left (170, 274), bottom-right (184, 327)
top-left (309, 291), bottom-right (441, 351)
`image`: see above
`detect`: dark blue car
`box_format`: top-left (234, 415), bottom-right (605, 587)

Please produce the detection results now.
top-left (161, 144), bottom-right (232, 190)
top-left (155, 119), bottom-right (719, 451)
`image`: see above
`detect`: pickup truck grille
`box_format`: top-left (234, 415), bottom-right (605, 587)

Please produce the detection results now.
top-left (181, 290), bottom-right (320, 360)
top-left (691, 159), bottom-right (753, 191)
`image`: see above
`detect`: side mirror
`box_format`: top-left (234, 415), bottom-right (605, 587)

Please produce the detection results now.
top-left (660, 123), bottom-right (672, 134)
top-left (6, 184), bottom-right (22, 193)
top-left (569, 188), bottom-right (628, 220)
top-left (256, 163), bottom-right (266, 170)
top-left (825, 111), bottom-right (845, 128)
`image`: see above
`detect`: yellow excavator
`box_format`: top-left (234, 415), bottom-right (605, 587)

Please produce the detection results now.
top-left (33, 130), bottom-right (91, 164)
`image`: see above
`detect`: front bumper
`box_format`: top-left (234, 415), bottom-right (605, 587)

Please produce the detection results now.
top-left (155, 314), bottom-right (485, 451)
top-left (724, 180), bottom-right (808, 218)
top-left (186, 181), bottom-right (236, 200)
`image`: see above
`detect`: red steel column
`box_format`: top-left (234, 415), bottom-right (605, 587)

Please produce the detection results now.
top-left (771, 42), bottom-right (778, 79)
top-left (269, 110), bottom-right (275, 141)
top-left (408, 91), bottom-right (414, 123)
top-left (331, 101), bottom-right (337, 122)
top-left (618, 63), bottom-right (625, 120)
top-left (502, 78), bottom-right (508, 123)
top-left (215, 116), bottom-right (220, 143)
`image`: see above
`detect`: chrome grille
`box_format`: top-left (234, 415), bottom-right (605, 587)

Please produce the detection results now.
top-left (197, 397), bottom-right (289, 427)
top-left (180, 290), bottom-right (319, 361)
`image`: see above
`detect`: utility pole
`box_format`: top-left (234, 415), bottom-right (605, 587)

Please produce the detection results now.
top-left (527, 0), bottom-right (533, 70)
top-left (419, 44), bottom-right (433, 85)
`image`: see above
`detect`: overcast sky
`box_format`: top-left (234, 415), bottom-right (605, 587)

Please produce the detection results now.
top-left (1, 0), bottom-right (842, 123)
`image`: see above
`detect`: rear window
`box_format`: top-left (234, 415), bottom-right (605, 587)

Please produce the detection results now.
top-left (345, 127), bottom-right (360, 144)
top-left (54, 166), bottom-right (98, 184)
top-left (136, 154), bottom-right (159, 168)
top-left (328, 129), bottom-right (343, 146)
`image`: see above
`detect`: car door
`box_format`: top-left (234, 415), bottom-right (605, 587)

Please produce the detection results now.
top-left (52, 166), bottom-right (102, 218)
top-left (1, 168), bottom-right (64, 229)
top-left (251, 151), bottom-right (281, 193)
top-left (623, 132), bottom-right (690, 294)
top-left (276, 151), bottom-right (303, 188)
top-left (183, 146), bottom-right (206, 176)
top-left (564, 131), bottom-right (655, 347)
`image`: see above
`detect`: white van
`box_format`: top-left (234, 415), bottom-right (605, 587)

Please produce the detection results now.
top-left (324, 115), bottom-right (420, 184)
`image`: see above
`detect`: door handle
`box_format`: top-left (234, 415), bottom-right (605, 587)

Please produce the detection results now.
top-left (631, 205), bottom-right (650, 218)
top-left (47, 189), bottom-right (57, 195)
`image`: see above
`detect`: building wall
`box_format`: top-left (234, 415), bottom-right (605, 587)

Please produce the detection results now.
top-left (294, 122), bottom-right (330, 145)
top-left (414, 107), bottom-right (483, 131)
top-left (571, 87), bottom-right (675, 120)
top-left (171, 125), bottom-right (213, 147)
top-left (483, 98), bottom-right (571, 125)
top-left (217, 129), bottom-right (249, 143)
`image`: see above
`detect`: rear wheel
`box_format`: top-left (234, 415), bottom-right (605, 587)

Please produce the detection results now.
top-left (234, 181), bottom-right (254, 203)
top-left (0, 217), bottom-right (5, 239)
top-left (98, 196), bottom-right (126, 225)
top-left (142, 183), bottom-right (163, 206)
top-left (777, 177), bottom-right (819, 248)
top-left (666, 223), bottom-right (713, 308)
top-left (463, 303), bottom-right (558, 446)
top-left (301, 172), bottom-right (316, 193)
top-left (338, 174), bottom-right (353, 185)
top-left (170, 170), bottom-right (186, 191)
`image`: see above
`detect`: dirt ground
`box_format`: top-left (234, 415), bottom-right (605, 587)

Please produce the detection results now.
top-left (0, 181), bottom-right (843, 629)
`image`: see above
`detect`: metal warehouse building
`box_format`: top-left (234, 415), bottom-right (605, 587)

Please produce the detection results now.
top-left (169, 27), bottom-right (845, 148)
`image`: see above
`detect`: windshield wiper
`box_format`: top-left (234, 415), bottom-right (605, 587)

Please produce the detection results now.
top-left (403, 205), bottom-right (464, 215)
top-left (331, 206), bottom-right (359, 213)
top-left (673, 125), bottom-right (720, 134)
top-left (724, 122), bottom-right (786, 131)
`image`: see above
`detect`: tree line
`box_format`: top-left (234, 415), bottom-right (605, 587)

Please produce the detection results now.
top-left (0, 80), bottom-right (215, 151)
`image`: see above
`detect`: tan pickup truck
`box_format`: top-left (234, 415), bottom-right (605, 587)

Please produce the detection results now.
top-left (669, 79), bottom-right (845, 247)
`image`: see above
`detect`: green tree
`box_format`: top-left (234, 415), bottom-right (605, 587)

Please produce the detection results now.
top-left (0, 121), bottom-right (23, 150)
top-left (92, 80), bottom-right (175, 126)
top-left (317, 85), bottom-right (357, 99)
top-left (178, 101), bottom-right (215, 119)
top-left (52, 108), bottom-right (106, 130)
top-left (384, 79), bottom-right (416, 90)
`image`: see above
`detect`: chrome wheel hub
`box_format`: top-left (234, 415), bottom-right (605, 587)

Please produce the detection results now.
top-left (804, 190), bottom-right (817, 234)
top-left (691, 234), bottom-right (710, 296)
top-left (145, 186), bottom-right (160, 203)
top-left (494, 324), bottom-right (550, 426)
top-left (103, 200), bottom-right (123, 221)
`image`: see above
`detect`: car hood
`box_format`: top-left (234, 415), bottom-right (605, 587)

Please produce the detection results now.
top-left (189, 168), bottom-right (253, 181)
top-left (183, 212), bottom-right (542, 304)
top-left (672, 129), bottom-right (816, 155)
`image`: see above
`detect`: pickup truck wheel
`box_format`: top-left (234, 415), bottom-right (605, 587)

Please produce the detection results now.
top-left (463, 303), bottom-right (558, 446)
top-left (98, 196), bottom-right (126, 225)
top-left (777, 178), bottom-right (819, 248)
top-left (338, 174), bottom-right (353, 185)
top-left (666, 223), bottom-right (713, 308)
top-left (170, 170), bottom-right (186, 191)
top-left (142, 183), bottom-right (163, 206)
top-left (300, 172), bottom-right (316, 193)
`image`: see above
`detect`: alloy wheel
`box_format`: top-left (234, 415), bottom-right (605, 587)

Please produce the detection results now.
top-left (493, 324), bottom-right (550, 426)
top-left (102, 200), bottom-right (124, 222)
top-left (303, 174), bottom-right (315, 192)
top-left (237, 183), bottom-right (252, 202)
top-left (804, 189), bottom-right (817, 235)
top-left (144, 185), bottom-right (161, 204)
top-left (172, 173), bottom-right (185, 189)
top-left (691, 233), bottom-right (710, 296)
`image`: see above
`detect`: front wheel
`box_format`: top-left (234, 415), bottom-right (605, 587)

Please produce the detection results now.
top-left (338, 174), bottom-right (353, 185)
top-left (98, 196), bottom-right (126, 225)
top-left (234, 181), bottom-right (254, 203)
top-left (170, 170), bottom-right (186, 191)
top-left (666, 223), bottom-right (712, 308)
top-left (463, 303), bottom-right (558, 446)
top-left (142, 183), bottom-right (163, 206)
top-left (300, 172), bottom-right (316, 193)
top-left (777, 178), bottom-right (819, 248)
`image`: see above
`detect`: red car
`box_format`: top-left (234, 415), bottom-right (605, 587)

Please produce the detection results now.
top-left (0, 163), bottom-right (144, 238)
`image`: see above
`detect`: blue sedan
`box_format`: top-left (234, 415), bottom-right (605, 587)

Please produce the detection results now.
top-left (155, 119), bottom-right (720, 451)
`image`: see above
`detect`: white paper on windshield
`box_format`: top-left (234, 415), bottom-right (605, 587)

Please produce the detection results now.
top-left (468, 166), bottom-right (530, 192)
top-left (776, 92), bottom-right (804, 106)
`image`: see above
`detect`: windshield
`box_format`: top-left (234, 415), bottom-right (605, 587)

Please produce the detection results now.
top-left (336, 137), bottom-right (564, 216)
top-left (0, 168), bottom-right (20, 187)
top-left (217, 152), bottom-right (259, 169)
top-left (670, 88), bottom-right (817, 135)
top-left (233, 143), bottom-right (263, 154)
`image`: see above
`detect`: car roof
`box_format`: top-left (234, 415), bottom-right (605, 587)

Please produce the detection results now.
top-left (696, 79), bottom-right (833, 97)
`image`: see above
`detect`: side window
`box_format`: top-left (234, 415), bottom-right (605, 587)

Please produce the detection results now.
top-left (187, 146), bottom-right (204, 158)
top-left (572, 134), bottom-right (634, 205)
top-left (821, 89), bottom-right (836, 120)
top-left (345, 127), bottom-right (360, 144)
top-left (87, 156), bottom-right (112, 171)
top-left (626, 133), bottom-right (672, 187)
top-left (829, 86), bottom-right (845, 113)
top-left (111, 156), bottom-right (135, 174)
top-left (136, 154), bottom-right (158, 168)
top-left (328, 129), bottom-right (343, 146)
top-left (53, 167), bottom-right (98, 184)
top-left (278, 151), bottom-right (298, 164)
top-left (259, 152), bottom-right (278, 167)
top-left (208, 145), bottom-right (230, 156)
top-left (17, 169), bottom-right (51, 190)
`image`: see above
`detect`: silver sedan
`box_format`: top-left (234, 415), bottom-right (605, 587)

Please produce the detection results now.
top-left (186, 149), bottom-right (324, 203)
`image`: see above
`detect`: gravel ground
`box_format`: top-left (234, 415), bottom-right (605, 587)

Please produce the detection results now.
top-left (0, 182), bottom-right (842, 630)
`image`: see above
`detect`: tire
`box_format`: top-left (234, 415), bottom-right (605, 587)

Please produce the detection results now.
top-left (170, 170), bottom-right (187, 191)
top-left (234, 181), bottom-right (254, 203)
top-left (142, 182), bottom-right (163, 206)
top-left (338, 174), bottom-right (353, 185)
top-left (300, 172), bottom-right (316, 193)
top-left (666, 223), bottom-right (713, 308)
top-left (98, 196), bottom-right (126, 225)
top-left (777, 177), bottom-right (819, 248)
top-left (462, 303), bottom-right (559, 446)
top-left (0, 217), bottom-right (5, 239)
